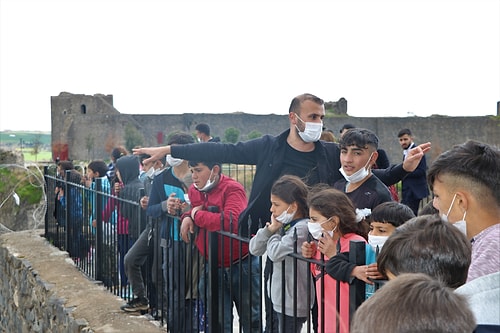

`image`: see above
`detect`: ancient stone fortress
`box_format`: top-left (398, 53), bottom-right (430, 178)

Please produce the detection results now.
top-left (51, 92), bottom-right (500, 164)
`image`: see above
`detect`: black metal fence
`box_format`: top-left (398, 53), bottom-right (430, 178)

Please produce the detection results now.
top-left (44, 165), bottom-right (371, 333)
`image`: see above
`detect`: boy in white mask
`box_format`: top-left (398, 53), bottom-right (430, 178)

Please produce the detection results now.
top-left (334, 128), bottom-right (393, 212)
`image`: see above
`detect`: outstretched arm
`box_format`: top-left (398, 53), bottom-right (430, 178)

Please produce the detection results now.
top-left (133, 146), bottom-right (172, 165)
top-left (402, 142), bottom-right (431, 172)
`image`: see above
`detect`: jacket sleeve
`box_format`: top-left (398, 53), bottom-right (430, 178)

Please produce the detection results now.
top-left (194, 180), bottom-right (247, 233)
top-left (146, 173), bottom-right (167, 218)
top-left (325, 252), bottom-right (356, 283)
top-left (373, 164), bottom-right (408, 186)
top-left (249, 226), bottom-right (273, 256)
top-left (171, 136), bottom-right (272, 165)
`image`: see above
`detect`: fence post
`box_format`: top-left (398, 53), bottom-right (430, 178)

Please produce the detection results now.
top-left (95, 178), bottom-right (103, 282)
top-left (208, 230), bottom-right (220, 332)
top-left (64, 170), bottom-right (71, 257)
top-left (348, 240), bottom-right (366, 324)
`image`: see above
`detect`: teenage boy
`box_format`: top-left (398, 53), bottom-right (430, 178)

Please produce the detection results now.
top-left (179, 159), bottom-right (261, 333)
top-left (334, 128), bottom-right (392, 211)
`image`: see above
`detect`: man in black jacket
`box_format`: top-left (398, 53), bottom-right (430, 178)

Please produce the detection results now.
top-left (136, 93), bottom-right (430, 235)
top-left (135, 93), bottom-right (431, 332)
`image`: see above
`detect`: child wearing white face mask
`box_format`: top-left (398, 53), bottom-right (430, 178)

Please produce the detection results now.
top-left (249, 175), bottom-right (314, 333)
top-left (301, 187), bottom-right (370, 333)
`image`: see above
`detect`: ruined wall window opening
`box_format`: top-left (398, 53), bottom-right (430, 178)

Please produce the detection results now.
top-left (80, 104), bottom-right (87, 114)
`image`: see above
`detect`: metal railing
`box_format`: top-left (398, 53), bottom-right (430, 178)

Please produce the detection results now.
top-left (44, 165), bottom-right (371, 333)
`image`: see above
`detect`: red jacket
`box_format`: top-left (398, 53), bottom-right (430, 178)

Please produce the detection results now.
top-left (183, 174), bottom-right (249, 267)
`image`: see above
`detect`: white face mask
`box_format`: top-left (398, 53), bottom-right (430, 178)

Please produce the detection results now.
top-left (307, 217), bottom-right (334, 240)
top-left (166, 154), bottom-right (183, 167)
top-left (368, 234), bottom-right (389, 253)
top-left (339, 153), bottom-right (373, 184)
top-left (275, 205), bottom-right (296, 225)
top-left (441, 193), bottom-right (467, 236)
top-left (295, 113), bottom-right (323, 143)
top-left (145, 167), bottom-right (155, 179)
top-left (194, 168), bottom-right (216, 192)
top-left (197, 137), bottom-right (202, 143)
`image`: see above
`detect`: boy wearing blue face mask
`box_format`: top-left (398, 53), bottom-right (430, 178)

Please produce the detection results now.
top-left (334, 128), bottom-right (393, 212)
top-left (249, 175), bottom-right (314, 333)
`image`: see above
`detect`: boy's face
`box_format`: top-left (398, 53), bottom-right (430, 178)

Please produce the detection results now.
top-left (190, 163), bottom-right (214, 189)
top-left (87, 168), bottom-right (97, 179)
top-left (340, 145), bottom-right (375, 176)
top-left (369, 221), bottom-right (396, 236)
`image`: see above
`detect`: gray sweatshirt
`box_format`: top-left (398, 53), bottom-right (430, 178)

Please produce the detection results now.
top-left (249, 218), bottom-right (315, 317)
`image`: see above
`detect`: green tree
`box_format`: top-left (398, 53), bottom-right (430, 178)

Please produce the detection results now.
top-left (85, 135), bottom-right (95, 160)
top-left (224, 127), bottom-right (240, 143)
top-left (247, 130), bottom-right (262, 140)
top-left (124, 124), bottom-right (144, 152)
top-left (31, 134), bottom-right (42, 162)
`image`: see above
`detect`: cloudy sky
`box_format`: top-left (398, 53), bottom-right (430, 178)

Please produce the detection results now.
top-left (1, 0), bottom-right (499, 132)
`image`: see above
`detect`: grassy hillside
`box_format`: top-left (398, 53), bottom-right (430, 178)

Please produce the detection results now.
top-left (0, 131), bottom-right (52, 162)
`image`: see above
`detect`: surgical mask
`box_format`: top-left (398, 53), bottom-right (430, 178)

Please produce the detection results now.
top-left (368, 234), bottom-right (389, 253)
top-left (307, 217), bottom-right (334, 240)
top-left (145, 167), bottom-right (155, 179)
top-left (441, 193), bottom-right (467, 236)
top-left (194, 169), bottom-right (216, 192)
top-left (275, 205), bottom-right (295, 225)
top-left (295, 113), bottom-right (323, 143)
top-left (197, 137), bottom-right (201, 143)
top-left (166, 154), bottom-right (183, 167)
top-left (339, 153), bottom-right (373, 184)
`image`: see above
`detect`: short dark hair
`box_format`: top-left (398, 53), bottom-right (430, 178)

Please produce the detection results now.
top-left (377, 214), bottom-right (471, 288)
top-left (195, 123), bottom-right (211, 136)
top-left (188, 160), bottom-right (222, 174)
top-left (167, 132), bottom-right (195, 145)
top-left (339, 128), bottom-right (379, 151)
top-left (369, 201), bottom-right (415, 228)
top-left (288, 93), bottom-right (324, 114)
top-left (427, 140), bottom-right (500, 207)
top-left (111, 146), bottom-right (128, 161)
top-left (87, 160), bottom-right (108, 177)
top-left (351, 273), bottom-right (476, 333)
top-left (340, 123), bottom-right (355, 133)
top-left (397, 128), bottom-right (412, 137)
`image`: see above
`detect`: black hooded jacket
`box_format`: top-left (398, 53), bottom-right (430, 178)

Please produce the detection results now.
top-left (116, 155), bottom-right (146, 238)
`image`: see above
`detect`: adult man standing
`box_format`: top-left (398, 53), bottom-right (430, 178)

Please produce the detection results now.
top-left (135, 93), bottom-right (430, 332)
top-left (195, 123), bottom-right (221, 143)
top-left (398, 128), bottom-right (429, 215)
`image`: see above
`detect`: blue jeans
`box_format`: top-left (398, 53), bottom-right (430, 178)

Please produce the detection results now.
top-left (200, 255), bottom-right (262, 333)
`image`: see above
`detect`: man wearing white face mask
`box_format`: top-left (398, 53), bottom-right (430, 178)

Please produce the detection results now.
top-left (334, 128), bottom-right (393, 212)
top-left (134, 93), bottom-right (431, 332)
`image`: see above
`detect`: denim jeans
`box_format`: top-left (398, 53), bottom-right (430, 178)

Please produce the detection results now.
top-left (200, 255), bottom-right (262, 333)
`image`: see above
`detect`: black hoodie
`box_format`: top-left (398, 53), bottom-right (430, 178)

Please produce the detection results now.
top-left (116, 155), bottom-right (145, 238)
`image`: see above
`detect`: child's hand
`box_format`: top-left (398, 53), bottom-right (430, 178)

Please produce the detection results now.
top-left (317, 232), bottom-right (337, 258)
top-left (267, 214), bottom-right (283, 234)
top-left (366, 263), bottom-right (385, 280)
top-left (351, 265), bottom-right (373, 284)
top-left (301, 241), bottom-right (317, 258)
